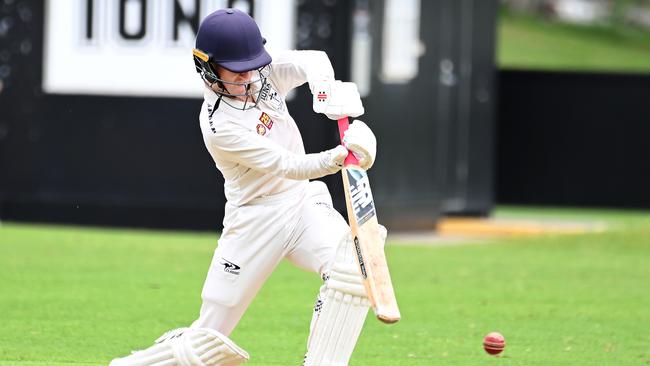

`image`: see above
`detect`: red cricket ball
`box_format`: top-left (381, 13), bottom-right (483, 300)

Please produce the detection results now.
top-left (483, 332), bottom-right (506, 355)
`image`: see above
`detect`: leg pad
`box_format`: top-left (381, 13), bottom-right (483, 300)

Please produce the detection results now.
top-left (303, 234), bottom-right (370, 366)
top-left (109, 327), bottom-right (249, 366)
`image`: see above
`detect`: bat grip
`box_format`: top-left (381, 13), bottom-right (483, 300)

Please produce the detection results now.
top-left (337, 117), bottom-right (359, 167)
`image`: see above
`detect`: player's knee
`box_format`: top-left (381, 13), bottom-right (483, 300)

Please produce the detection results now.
top-left (320, 231), bottom-right (349, 277)
top-left (321, 224), bottom-right (387, 298)
top-left (322, 232), bottom-right (367, 298)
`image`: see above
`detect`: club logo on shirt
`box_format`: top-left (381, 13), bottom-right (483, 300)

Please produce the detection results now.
top-left (259, 112), bottom-right (274, 129)
top-left (256, 124), bottom-right (267, 136)
top-left (260, 83), bottom-right (285, 112)
top-left (220, 258), bottom-right (241, 275)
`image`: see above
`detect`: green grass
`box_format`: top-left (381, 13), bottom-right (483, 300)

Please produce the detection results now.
top-left (498, 11), bottom-right (650, 73)
top-left (1, 206), bottom-right (650, 365)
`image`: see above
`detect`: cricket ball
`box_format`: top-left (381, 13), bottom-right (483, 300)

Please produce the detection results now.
top-left (483, 332), bottom-right (506, 355)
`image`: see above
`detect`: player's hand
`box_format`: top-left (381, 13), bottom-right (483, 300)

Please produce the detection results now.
top-left (343, 120), bottom-right (376, 170)
top-left (312, 80), bottom-right (364, 120)
top-left (325, 145), bottom-right (349, 171)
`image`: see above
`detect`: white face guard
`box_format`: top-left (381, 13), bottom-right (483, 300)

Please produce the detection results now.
top-left (194, 49), bottom-right (272, 111)
top-left (211, 64), bottom-right (272, 111)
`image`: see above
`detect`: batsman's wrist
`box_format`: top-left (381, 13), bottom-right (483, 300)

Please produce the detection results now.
top-left (323, 145), bottom-right (347, 172)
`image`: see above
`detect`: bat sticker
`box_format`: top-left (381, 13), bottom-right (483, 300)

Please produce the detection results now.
top-left (353, 236), bottom-right (368, 279)
top-left (347, 168), bottom-right (376, 225)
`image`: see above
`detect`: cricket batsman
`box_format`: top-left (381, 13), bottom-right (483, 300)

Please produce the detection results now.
top-left (110, 8), bottom-right (383, 366)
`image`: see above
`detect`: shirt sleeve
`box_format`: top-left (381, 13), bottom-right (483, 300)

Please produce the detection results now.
top-left (206, 120), bottom-right (339, 180)
top-left (269, 50), bottom-right (335, 97)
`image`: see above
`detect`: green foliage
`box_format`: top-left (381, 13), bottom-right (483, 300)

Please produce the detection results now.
top-left (498, 10), bottom-right (650, 72)
top-left (1, 207), bottom-right (649, 365)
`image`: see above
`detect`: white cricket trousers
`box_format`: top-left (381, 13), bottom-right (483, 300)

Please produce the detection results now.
top-left (191, 181), bottom-right (350, 335)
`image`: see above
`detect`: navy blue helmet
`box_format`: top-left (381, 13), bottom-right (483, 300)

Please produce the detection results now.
top-left (193, 9), bottom-right (272, 109)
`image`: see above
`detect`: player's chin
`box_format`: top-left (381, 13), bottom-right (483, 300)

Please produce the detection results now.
top-left (229, 87), bottom-right (247, 96)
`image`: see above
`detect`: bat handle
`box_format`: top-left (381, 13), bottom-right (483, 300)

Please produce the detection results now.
top-left (337, 117), bottom-right (359, 167)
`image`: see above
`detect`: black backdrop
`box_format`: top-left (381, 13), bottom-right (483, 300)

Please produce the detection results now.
top-left (2, 1), bottom-right (648, 233)
top-left (497, 70), bottom-right (650, 209)
top-left (0, 0), bottom-right (499, 230)
top-left (0, 1), bottom-right (352, 229)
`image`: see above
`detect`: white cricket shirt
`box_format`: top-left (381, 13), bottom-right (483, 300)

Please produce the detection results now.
top-left (199, 51), bottom-right (337, 207)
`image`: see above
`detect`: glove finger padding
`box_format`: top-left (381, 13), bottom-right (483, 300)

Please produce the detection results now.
top-left (312, 80), bottom-right (364, 120)
top-left (342, 120), bottom-right (376, 170)
top-left (325, 145), bottom-right (349, 172)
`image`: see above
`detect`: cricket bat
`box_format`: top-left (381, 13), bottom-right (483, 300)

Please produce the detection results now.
top-left (338, 117), bottom-right (401, 324)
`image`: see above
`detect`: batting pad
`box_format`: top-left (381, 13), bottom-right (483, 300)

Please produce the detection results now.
top-left (303, 235), bottom-right (371, 366)
top-left (109, 327), bottom-right (249, 366)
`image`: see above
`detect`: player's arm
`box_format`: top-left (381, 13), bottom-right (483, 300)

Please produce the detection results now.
top-left (270, 50), bottom-right (365, 121)
top-left (269, 50), bottom-right (335, 96)
top-left (205, 121), bottom-right (347, 180)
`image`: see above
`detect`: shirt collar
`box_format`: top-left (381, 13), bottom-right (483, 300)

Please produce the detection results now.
top-left (203, 86), bottom-right (219, 105)
top-left (203, 86), bottom-right (258, 111)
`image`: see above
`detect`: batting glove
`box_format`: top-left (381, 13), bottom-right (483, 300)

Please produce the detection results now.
top-left (325, 145), bottom-right (350, 171)
top-left (312, 80), bottom-right (364, 120)
top-left (343, 120), bottom-right (376, 170)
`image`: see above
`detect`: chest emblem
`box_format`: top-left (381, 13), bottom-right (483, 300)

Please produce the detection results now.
top-left (259, 112), bottom-right (274, 129)
top-left (256, 124), bottom-right (267, 136)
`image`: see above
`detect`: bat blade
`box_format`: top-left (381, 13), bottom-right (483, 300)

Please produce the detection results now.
top-left (339, 118), bottom-right (401, 324)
